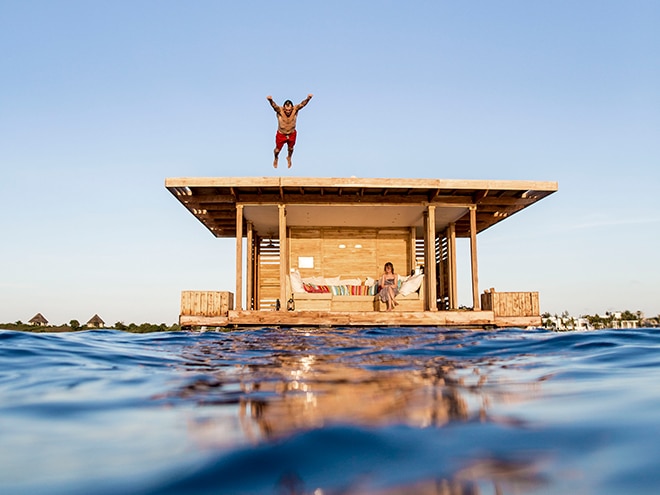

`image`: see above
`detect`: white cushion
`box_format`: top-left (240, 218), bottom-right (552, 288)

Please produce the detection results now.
top-left (302, 276), bottom-right (326, 286)
top-left (340, 277), bottom-right (362, 286)
top-left (399, 274), bottom-right (423, 296)
top-left (290, 271), bottom-right (306, 293)
top-left (364, 276), bottom-right (376, 287)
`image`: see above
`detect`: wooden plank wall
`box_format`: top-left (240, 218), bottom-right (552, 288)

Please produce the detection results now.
top-left (288, 227), bottom-right (412, 281)
top-left (257, 238), bottom-right (280, 310)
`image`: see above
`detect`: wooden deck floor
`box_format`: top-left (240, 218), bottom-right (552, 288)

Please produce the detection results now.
top-left (180, 310), bottom-right (541, 329)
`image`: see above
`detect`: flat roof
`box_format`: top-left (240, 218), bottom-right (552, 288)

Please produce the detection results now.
top-left (165, 177), bottom-right (558, 238)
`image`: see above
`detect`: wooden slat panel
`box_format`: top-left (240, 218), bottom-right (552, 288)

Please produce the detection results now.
top-left (331, 297), bottom-right (379, 312)
top-left (481, 289), bottom-right (539, 317)
top-left (290, 232), bottom-right (323, 279)
top-left (257, 239), bottom-right (280, 310)
top-left (180, 291), bottom-right (233, 317)
top-left (289, 227), bottom-right (411, 281)
top-left (376, 229), bottom-right (409, 277)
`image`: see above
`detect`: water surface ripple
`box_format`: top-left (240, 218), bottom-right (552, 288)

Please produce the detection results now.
top-left (2, 326), bottom-right (660, 494)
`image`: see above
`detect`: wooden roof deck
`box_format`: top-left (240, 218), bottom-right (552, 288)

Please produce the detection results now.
top-left (165, 177), bottom-right (558, 239)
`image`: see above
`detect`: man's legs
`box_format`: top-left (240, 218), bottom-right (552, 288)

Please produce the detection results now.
top-left (273, 147), bottom-right (280, 168)
top-left (286, 130), bottom-right (297, 168)
top-left (274, 131), bottom-right (287, 168)
top-left (287, 144), bottom-right (293, 168)
top-left (274, 131), bottom-right (296, 168)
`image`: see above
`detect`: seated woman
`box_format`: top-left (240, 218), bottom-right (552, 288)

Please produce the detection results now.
top-left (378, 262), bottom-right (399, 311)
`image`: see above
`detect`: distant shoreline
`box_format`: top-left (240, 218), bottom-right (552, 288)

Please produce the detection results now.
top-left (0, 322), bottom-right (181, 333)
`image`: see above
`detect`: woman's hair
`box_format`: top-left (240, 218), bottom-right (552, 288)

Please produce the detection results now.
top-left (384, 262), bottom-right (394, 272)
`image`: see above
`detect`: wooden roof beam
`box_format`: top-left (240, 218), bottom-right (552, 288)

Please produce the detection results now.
top-left (186, 194), bottom-right (237, 205)
top-left (472, 190), bottom-right (489, 203)
top-left (209, 219), bottom-right (237, 227)
top-left (235, 194), bottom-right (432, 205)
top-left (477, 197), bottom-right (536, 206)
top-left (521, 189), bottom-right (555, 201)
top-left (170, 186), bottom-right (192, 197)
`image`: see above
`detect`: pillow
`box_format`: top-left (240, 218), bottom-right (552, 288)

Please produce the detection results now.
top-left (290, 271), bottom-right (306, 293)
top-left (304, 283), bottom-right (329, 293)
top-left (364, 276), bottom-right (376, 287)
top-left (399, 274), bottom-right (424, 296)
top-left (325, 276), bottom-right (341, 286)
top-left (329, 285), bottom-right (342, 296)
top-left (367, 283), bottom-right (377, 296)
top-left (303, 276), bottom-right (326, 286)
top-left (354, 285), bottom-right (369, 295)
top-left (340, 277), bottom-right (362, 286)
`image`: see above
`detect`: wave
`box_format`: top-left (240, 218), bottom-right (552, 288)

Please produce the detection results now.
top-left (2, 327), bottom-right (660, 494)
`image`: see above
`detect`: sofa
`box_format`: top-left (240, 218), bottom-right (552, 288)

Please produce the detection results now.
top-left (287, 271), bottom-right (424, 312)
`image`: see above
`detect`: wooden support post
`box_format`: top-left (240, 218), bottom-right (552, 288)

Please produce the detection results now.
top-left (425, 205), bottom-right (438, 311)
top-left (278, 204), bottom-right (288, 308)
top-left (448, 223), bottom-right (458, 309)
top-left (235, 204), bottom-right (243, 310)
top-left (409, 226), bottom-right (416, 275)
top-left (469, 206), bottom-right (480, 310)
top-left (423, 211), bottom-right (429, 310)
top-left (246, 221), bottom-right (253, 310)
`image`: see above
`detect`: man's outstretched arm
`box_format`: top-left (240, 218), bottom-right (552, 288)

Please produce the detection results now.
top-left (266, 95), bottom-right (280, 112)
top-left (296, 94), bottom-right (313, 110)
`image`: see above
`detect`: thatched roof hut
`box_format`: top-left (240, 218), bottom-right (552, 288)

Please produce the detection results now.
top-left (86, 314), bottom-right (105, 328)
top-left (29, 313), bottom-right (48, 326)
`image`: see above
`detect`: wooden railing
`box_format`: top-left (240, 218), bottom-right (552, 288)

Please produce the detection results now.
top-left (180, 291), bottom-right (234, 317)
top-left (481, 288), bottom-right (539, 317)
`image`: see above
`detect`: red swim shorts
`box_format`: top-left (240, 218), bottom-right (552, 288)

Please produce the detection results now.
top-left (275, 130), bottom-right (297, 150)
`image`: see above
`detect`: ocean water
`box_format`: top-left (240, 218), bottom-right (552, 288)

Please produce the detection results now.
top-left (2, 327), bottom-right (660, 495)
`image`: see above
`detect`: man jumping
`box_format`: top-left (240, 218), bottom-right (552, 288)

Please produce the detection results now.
top-left (267, 94), bottom-right (313, 168)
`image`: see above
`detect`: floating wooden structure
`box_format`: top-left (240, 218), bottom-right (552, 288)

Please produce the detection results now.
top-left (166, 177), bottom-right (557, 328)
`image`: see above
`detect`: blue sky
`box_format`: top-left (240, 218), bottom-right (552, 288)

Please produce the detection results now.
top-left (1, 1), bottom-right (658, 325)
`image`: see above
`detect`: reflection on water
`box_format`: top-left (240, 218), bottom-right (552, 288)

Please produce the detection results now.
top-left (167, 327), bottom-right (551, 493)
top-left (177, 328), bottom-right (542, 436)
